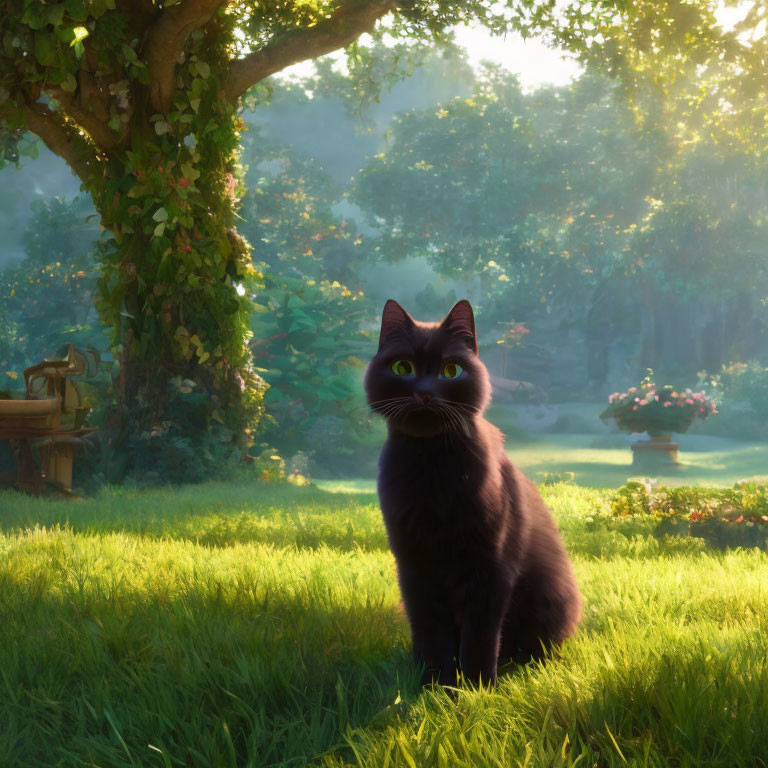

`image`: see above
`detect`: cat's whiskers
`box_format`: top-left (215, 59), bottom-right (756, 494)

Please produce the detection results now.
top-left (369, 394), bottom-right (477, 438)
top-left (377, 404), bottom-right (405, 420)
top-left (379, 401), bottom-right (412, 424)
top-left (367, 396), bottom-right (413, 418)
top-left (434, 404), bottom-right (461, 449)
top-left (437, 397), bottom-right (479, 414)
top-left (439, 401), bottom-right (473, 439)
top-left (438, 403), bottom-right (461, 435)
top-left (349, 396), bottom-right (411, 414)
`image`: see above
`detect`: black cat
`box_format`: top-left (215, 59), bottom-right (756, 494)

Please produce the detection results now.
top-left (365, 299), bottom-right (582, 686)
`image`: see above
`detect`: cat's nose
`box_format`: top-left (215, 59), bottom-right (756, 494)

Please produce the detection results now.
top-left (416, 393), bottom-right (433, 404)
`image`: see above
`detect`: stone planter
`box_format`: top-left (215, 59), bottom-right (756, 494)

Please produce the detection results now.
top-left (631, 434), bottom-right (679, 470)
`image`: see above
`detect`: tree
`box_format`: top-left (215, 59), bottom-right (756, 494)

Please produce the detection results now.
top-left (2, 0), bottom-right (762, 441)
top-left (237, 128), bottom-right (376, 472)
top-left (0, 0), bottom-right (497, 450)
top-left (543, 1), bottom-right (768, 157)
top-left (354, 66), bottom-right (768, 390)
top-left (0, 196), bottom-right (103, 375)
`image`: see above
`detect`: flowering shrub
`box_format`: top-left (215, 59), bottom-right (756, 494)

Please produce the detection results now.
top-left (601, 370), bottom-right (717, 437)
top-left (609, 481), bottom-right (768, 549)
top-left (496, 322), bottom-right (530, 347)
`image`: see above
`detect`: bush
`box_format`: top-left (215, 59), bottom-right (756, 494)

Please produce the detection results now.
top-left (718, 361), bottom-right (768, 423)
top-left (248, 274), bottom-right (377, 474)
top-left (608, 481), bottom-right (768, 550)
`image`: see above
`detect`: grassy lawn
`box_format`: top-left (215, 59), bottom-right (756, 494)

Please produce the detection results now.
top-left (2, 480), bottom-right (768, 766)
top-left (504, 433), bottom-right (768, 488)
top-left (319, 433), bottom-right (768, 493)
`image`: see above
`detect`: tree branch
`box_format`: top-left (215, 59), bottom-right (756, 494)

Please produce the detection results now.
top-left (143, 0), bottom-right (227, 113)
top-left (225, 0), bottom-right (395, 102)
top-left (23, 102), bottom-right (97, 183)
top-left (46, 85), bottom-right (122, 151)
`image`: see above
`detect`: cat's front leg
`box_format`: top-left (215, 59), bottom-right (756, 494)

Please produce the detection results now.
top-left (398, 564), bottom-right (457, 686)
top-left (411, 618), bottom-right (457, 687)
top-left (458, 567), bottom-right (514, 685)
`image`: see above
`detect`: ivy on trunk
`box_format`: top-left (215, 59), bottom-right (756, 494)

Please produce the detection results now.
top-left (0, 0), bottom-right (396, 449)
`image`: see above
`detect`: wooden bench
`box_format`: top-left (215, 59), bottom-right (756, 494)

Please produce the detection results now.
top-left (0, 345), bottom-right (97, 495)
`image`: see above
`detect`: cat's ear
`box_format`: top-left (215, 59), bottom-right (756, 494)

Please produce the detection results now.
top-left (441, 299), bottom-right (478, 353)
top-left (379, 299), bottom-right (414, 348)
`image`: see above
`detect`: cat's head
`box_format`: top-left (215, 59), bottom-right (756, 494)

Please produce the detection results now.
top-left (364, 299), bottom-right (491, 437)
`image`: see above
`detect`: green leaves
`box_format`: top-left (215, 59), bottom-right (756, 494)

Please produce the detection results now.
top-left (33, 30), bottom-right (58, 66)
top-left (152, 207), bottom-right (168, 237)
top-left (70, 24), bottom-right (89, 56)
top-left (180, 162), bottom-right (200, 182)
top-left (190, 60), bottom-right (211, 80)
top-left (60, 72), bottom-right (77, 92)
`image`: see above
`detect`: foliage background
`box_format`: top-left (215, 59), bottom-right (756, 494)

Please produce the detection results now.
top-left (3, 40), bottom-right (768, 480)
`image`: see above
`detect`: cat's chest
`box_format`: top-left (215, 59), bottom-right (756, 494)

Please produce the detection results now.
top-left (378, 442), bottom-right (497, 557)
top-left (379, 445), bottom-right (476, 513)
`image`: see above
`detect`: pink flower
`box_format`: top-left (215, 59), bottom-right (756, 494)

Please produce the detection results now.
top-left (664, 402), bottom-right (671, 407)
top-left (686, 398), bottom-right (694, 404)
top-left (225, 172), bottom-right (238, 199)
top-left (632, 405), bottom-right (638, 411)
top-left (638, 399), bottom-right (648, 406)
top-left (628, 387), bottom-right (637, 393)
top-left (699, 407), bottom-right (705, 413)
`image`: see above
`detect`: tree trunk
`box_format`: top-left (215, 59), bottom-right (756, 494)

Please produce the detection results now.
top-left (91, 129), bottom-right (265, 455)
top-left (3, 0), bottom-right (394, 470)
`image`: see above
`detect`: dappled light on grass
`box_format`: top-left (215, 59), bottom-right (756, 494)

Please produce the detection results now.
top-left (507, 434), bottom-right (768, 488)
top-left (324, 622), bottom-right (768, 767)
top-left (2, 481), bottom-right (768, 766)
top-left (0, 518), bottom-right (412, 766)
top-left (318, 433), bottom-right (768, 492)
top-left (0, 482), bottom-right (388, 552)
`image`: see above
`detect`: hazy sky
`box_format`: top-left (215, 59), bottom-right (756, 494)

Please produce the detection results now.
top-left (280, 3), bottom-right (756, 90)
top-left (452, 25), bottom-right (581, 89)
top-left (281, 23), bottom-right (582, 90)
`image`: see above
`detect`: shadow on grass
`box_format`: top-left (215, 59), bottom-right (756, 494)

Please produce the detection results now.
top-left (539, 627), bottom-right (768, 767)
top-left (320, 622), bottom-right (768, 767)
top-left (0, 481), bottom-right (391, 552)
top-left (0, 560), bottom-right (418, 768)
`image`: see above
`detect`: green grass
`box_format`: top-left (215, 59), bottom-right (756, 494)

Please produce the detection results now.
top-left (508, 433), bottom-right (768, 488)
top-left (319, 433), bottom-right (768, 492)
top-left (2, 480), bottom-right (768, 766)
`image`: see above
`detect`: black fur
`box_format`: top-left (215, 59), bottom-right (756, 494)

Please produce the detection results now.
top-left (365, 299), bottom-right (582, 686)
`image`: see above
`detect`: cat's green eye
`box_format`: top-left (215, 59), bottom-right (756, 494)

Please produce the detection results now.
top-left (440, 362), bottom-right (463, 379)
top-left (392, 360), bottom-right (415, 376)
